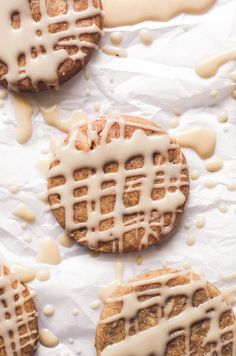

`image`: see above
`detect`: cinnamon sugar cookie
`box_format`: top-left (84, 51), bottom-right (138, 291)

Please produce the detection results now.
top-left (0, 265), bottom-right (38, 355)
top-left (0, 0), bottom-right (103, 92)
top-left (48, 116), bottom-right (190, 253)
top-left (96, 268), bottom-right (236, 355)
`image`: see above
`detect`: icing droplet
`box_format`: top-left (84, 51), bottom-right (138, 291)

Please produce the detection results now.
top-left (23, 235), bottom-right (32, 243)
top-left (36, 269), bottom-right (50, 282)
top-left (170, 118), bottom-right (179, 129)
top-left (84, 89), bottom-right (91, 97)
top-left (227, 183), bottom-right (236, 192)
top-left (90, 300), bottom-right (101, 309)
top-left (102, 45), bottom-right (127, 58)
top-left (110, 32), bottom-right (123, 45)
top-left (21, 222), bottom-right (27, 230)
top-left (0, 88), bottom-right (8, 100)
top-left (59, 233), bottom-right (75, 248)
top-left (195, 217), bottom-right (205, 229)
top-left (41, 147), bottom-right (50, 155)
top-left (9, 185), bottom-right (20, 194)
top-left (205, 156), bottom-right (224, 172)
top-left (218, 111), bottom-right (228, 123)
top-left (173, 107), bottom-right (181, 116)
top-left (72, 308), bottom-right (79, 316)
top-left (183, 262), bottom-right (192, 270)
top-left (37, 192), bottom-right (48, 203)
top-left (68, 338), bottom-right (74, 344)
top-left (139, 29), bottom-right (153, 45)
top-left (186, 234), bottom-right (196, 246)
top-left (190, 170), bottom-right (200, 180)
top-left (36, 237), bottom-right (61, 265)
top-left (13, 94), bottom-right (33, 144)
top-left (218, 204), bottom-right (228, 213)
top-left (39, 328), bottom-right (59, 348)
top-left (136, 255), bottom-right (143, 265)
top-left (43, 305), bottom-right (55, 317)
top-left (13, 203), bottom-right (36, 222)
top-left (175, 127), bottom-right (216, 159)
top-left (184, 222), bottom-right (191, 230)
top-left (11, 264), bottom-right (36, 283)
top-left (209, 89), bottom-right (218, 98)
top-left (205, 180), bottom-right (217, 189)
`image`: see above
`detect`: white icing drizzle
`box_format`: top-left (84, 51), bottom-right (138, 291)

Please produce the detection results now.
top-left (0, 0), bottom-right (103, 90)
top-left (0, 266), bottom-right (38, 355)
top-left (100, 270), bottom-right (236, 356)
top-left (48, 118), bottom-right (189, 252)
top-left (102, 0), bottom-right (215, 28)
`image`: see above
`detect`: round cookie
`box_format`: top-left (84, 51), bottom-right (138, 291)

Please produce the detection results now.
top-left (0, 265), bottom-right (38, 355)
top-left (96, 268), bottom-right (236, 355)
top-left (48, 116), bottom-right (190, 253)
top-left (0, 0), bottom-right (103, 92)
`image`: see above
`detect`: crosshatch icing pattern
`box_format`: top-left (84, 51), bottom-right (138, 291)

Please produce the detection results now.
top-left (48, 117), bottom-right (190, 253)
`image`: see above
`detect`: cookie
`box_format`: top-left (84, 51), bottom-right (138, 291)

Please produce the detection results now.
top-left (0, 265), bottom-right (38, 355)
top-left (96, 268), bottom-right (236, 355)
top-left (0, 0), bottom-right (103, 92)
top-left (48, 116), bottom-right (190, 253)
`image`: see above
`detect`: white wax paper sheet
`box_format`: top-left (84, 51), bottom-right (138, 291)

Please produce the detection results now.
top-left (0, 0), bottom-right (236, 354)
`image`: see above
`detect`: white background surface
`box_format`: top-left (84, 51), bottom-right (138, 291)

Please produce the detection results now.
top-left (0, 0), bottom-right (236, 354)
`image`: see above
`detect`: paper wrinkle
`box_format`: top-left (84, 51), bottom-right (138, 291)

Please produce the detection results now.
top-left (0, 0), bottom-right (236, 354)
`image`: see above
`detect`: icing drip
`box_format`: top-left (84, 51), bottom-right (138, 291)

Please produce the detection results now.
top-left (0, 266), bottom-right (38, 355)
top-left (100, 270), bottom-right (236, 356)
top-left (196, 48), bottom-right (236, 79)
top-left (39, 328), bottom-right (59, 348)
top-left (102, 0), bottom-right (215, 28)
top-left (13, 94), bottom-right (33, 144)
top-left (174, 126), bottom-right (216, 159)
top-left (0, 0), bottom-right (103, 90)
top-left (48, 118), bottom-right (189, 252)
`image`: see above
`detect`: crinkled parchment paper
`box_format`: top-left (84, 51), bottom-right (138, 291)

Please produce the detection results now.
top-left (0, 0), bottom-right (236, 354)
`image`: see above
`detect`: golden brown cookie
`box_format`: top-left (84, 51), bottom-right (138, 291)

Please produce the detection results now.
top-left (48, 116), bottom-right (190, 253)
top-left (0, 0), bottom-right (103, 92)
top-left (0, 265), bottom-right (38, 355)
top-left (96, 268), bottom-right (236, 356)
